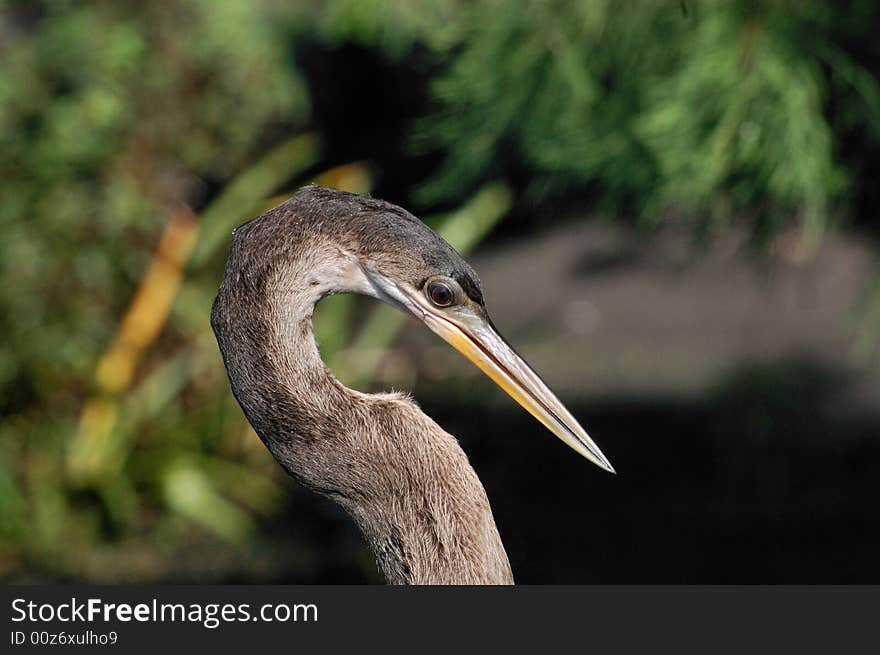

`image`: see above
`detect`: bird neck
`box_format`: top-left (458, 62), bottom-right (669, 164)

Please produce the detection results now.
top-left (212, 247), bottom-right (513, 584)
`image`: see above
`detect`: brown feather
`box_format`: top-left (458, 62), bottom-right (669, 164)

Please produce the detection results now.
top-left (211, 186), bottom-right (513, 584)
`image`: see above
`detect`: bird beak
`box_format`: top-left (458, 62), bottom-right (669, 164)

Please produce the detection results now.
top-left (362, 269), bottom-right (614, 472)
top-left (420, 307), bottom-right (614, 473)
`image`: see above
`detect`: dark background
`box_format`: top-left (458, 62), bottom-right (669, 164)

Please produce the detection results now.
top-left (1, 1), bottom-right (879, 583)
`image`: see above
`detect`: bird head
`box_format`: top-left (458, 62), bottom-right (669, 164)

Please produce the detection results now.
top-left (296, 186), bottom-right (614, 473)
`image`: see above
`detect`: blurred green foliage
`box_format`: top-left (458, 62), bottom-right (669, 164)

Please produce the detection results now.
top-left (416, 1), bottom-right (880, 238)
top-left (1, 0), bottom-right (878, 581)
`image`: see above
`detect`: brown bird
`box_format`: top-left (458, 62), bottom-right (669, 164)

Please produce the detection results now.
top-left (211, 186), bottom-right (613, 584)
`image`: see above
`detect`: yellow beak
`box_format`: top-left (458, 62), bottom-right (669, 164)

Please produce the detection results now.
top-left (362, 267), bottom-right (613, 472)
top-left (418, 303), bottom-right (614, 473)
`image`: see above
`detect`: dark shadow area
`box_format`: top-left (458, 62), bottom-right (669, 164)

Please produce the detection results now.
top-left (293, 41), bottom-right (441, 209)
top-left (248, 357), bottom-right (880, 584)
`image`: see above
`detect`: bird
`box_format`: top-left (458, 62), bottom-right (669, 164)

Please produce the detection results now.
top-left (211, 185), bottom-right (614, 585)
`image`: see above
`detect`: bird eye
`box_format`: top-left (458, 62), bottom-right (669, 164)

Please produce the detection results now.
top-left (426, 280), bottom-right (456, 307)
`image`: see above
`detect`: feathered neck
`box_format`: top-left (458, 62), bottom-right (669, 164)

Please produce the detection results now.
top-left (211, 218), bottom-right (513, 584)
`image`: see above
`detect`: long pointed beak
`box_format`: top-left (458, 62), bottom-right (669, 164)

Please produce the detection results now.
top-left (420, 306), bottom-right (615, 473)
top-left (361, 268), bottom-right (613, 472)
